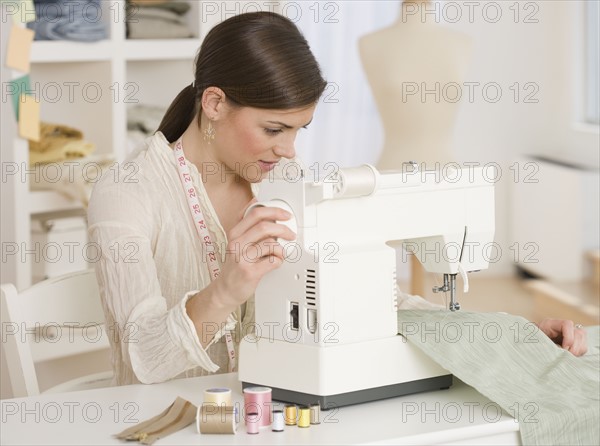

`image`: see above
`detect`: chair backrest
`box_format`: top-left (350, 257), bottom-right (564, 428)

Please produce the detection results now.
top-left (1, 269), bottom-right (110, 397)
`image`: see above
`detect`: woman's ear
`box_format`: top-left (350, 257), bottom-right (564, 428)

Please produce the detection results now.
top-left (200, 86), bottom-right (227, 120)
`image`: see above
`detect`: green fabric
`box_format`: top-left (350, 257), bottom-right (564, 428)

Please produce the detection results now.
top-left (132, 1), bottom-right (191, 15)
top-left (397, 311), bottom-right (600, 446)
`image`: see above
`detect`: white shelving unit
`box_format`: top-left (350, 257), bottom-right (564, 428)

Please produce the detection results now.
top-left (0, 0), bottom-right (244, 289)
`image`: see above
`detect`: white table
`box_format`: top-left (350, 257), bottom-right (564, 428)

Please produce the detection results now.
top-left (1, 374), bottom-right (520, 445)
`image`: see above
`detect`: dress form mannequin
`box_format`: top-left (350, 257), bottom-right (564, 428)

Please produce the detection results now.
top-left (359, 0), bottom-right (473, 297)
top-left (359, 0), bottom-right (473, 170)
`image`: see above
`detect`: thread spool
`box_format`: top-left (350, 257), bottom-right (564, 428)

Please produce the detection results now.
top-left (243, 387), bottom-right (272, 427)
top-left (272, 410), bottom-right (284, 432)
top-left (196, 405), bottom-right (237, 434)
top-left (245, 412), bottom-right (259, 435)
top-left (310, 404), bottom-right (321, 425)
top-left (333, 164), bottom-right (379, 198)
top-left (244, 200), bottom-right (297, 247)
top-left (284, 404), bottom-right (297, 425)
top-left (203, 388), bottom-right (232, 406)
top-left (298, 406), bottom-right (310, 428)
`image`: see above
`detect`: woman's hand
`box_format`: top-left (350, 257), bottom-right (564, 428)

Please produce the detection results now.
top-left (186, 204), bottom-right (295, 347)
top-left (537, 318), bottom-right (588, 357)
top-left (214, 204), bottom-right (296, 308)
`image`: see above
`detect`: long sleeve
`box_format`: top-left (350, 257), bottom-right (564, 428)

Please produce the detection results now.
top-left (88, 178), bottom-right (224, 384)
top-left (87, 137), bottom-right (235, 385)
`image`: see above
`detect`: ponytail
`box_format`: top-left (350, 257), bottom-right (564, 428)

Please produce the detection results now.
top-left (157, 83), bottom-right (198, 143)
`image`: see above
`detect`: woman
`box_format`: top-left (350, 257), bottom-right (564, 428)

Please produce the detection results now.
top-left (88, 12), bottom-right (586, 387)
top-left (88, 12), bottom-right (324, 385)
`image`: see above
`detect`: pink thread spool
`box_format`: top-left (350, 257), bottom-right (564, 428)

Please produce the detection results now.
top-left (243, 386), bottom-right (272, 427)
top-left (246, 412), bottom-right (259, 435)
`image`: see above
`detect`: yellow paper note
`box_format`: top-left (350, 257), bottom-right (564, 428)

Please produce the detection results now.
top-left (6, 25), bottom-right (35, 73)
top-left (18, 94), bottom-right (40, 141)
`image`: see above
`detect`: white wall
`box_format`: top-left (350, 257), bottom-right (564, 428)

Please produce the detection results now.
top-left (292, 0), bottom-right (398, 167)
top-left (447, 1), bottom-right (599, 275)
top-left (296, 1), bottom-right (599, 276)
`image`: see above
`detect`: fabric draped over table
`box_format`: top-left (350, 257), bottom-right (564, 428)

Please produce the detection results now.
top-left (397, 310), bottom-right (600, 446)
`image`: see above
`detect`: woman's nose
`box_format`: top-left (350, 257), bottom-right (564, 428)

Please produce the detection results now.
top-left (274, 138), bottom-right (296, 159)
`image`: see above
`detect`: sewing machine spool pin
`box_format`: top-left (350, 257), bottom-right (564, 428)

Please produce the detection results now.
top-left (432, 274), bottom-right (461, 311)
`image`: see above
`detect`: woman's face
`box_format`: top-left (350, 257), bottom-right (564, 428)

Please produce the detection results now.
top-left (212, 103), bottom-right (316, 183)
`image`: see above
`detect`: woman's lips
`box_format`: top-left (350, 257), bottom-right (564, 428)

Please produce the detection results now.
top-left (258, 160), bottom-right (278, 171)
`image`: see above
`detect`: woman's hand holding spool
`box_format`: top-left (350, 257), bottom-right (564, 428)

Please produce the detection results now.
top-left (187, 204), bottom-right (295, 348)
top-left (214, 204), bottom-right (296, 309)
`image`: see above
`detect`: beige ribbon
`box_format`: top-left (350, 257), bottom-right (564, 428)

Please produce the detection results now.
top-left (115, 397), bottom-right (197, 445)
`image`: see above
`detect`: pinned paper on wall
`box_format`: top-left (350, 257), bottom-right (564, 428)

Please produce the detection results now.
top-left (5, 25), bottom-right (34, 72)
top-left (7, 74), bottom-right (31, 118)
top-left (18, 94), bottom-right (40, 141)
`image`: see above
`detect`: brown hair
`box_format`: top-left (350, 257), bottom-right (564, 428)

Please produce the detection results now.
top-left (158, 12), bottom-right (327, 142)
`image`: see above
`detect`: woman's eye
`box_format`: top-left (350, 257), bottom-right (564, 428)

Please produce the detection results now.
top-left (264, 128), bottom-right (283, 135)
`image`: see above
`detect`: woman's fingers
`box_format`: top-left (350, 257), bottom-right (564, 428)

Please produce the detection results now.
top-left (558, 320), bottom-right (587, 356)
top-left (538, 318), bottom-right (588, 357)
top-left (229, 205), bottom-right (292, 241)
top-left (217, 207), bottom-right (294, 304)
top-left (537, 318), bottom-right (561, 341)
top-left (234, 220), bottom-right (295, 249)
top-left (559, 319), bottom-right (575, 352)
top-left (569, 326), bottom-right (588, 357)
top-left (237, 239), bottom-right (286, 264)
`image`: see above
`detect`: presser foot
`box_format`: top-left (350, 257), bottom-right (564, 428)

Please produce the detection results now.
top-left (433, 273), bottom-right (461, 311)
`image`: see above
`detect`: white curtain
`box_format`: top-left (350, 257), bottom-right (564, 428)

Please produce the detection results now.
top-left (289, 1), bottom-right (401, 171)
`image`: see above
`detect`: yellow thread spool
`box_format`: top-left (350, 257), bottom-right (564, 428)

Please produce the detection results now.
top-left (284, 404), bottom-right (297, 426)
top-left (298, 406), bottom-right (310, 428)
top-left (203, 388), bottom-right (232, 407)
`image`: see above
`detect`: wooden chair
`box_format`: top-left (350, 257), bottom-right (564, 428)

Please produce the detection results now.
top-left (1, 269), bottom-right (113, 397)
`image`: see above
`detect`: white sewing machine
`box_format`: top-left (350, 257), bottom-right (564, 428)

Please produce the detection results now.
top-left (238, 162), bottom-right (495, 408)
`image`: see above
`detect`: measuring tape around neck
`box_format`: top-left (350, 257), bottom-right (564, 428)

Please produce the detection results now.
top-left (173, 137), bottom-right (236, 373)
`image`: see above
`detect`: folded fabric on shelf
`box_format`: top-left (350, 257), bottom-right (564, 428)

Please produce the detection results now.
top-left (30, 140), bottom-right (95, 164)
top-left (126, 1), bottom-right (193, 39)
top-left (127, 104), bottom-right (167, 135)
top-left (29, 153), bottom-right (116, 208)
top-left (130, 0), bottom-right (175, 5)
top-left (132, 0), bottom-right (190, 15)
top-left (126, 105), bottom-right (166, 157)
top-left (27, 0), bottom-right (107, 42)
top-left (29, 121), bottom-right (96, 164)
top-left (128, 18), bottom-right (192, 38)
top-left (29, 122), bottom-right (83, 153)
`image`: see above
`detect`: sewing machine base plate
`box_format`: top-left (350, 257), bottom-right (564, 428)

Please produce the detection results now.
top-left (242, 374), bottom-right (453, 409)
